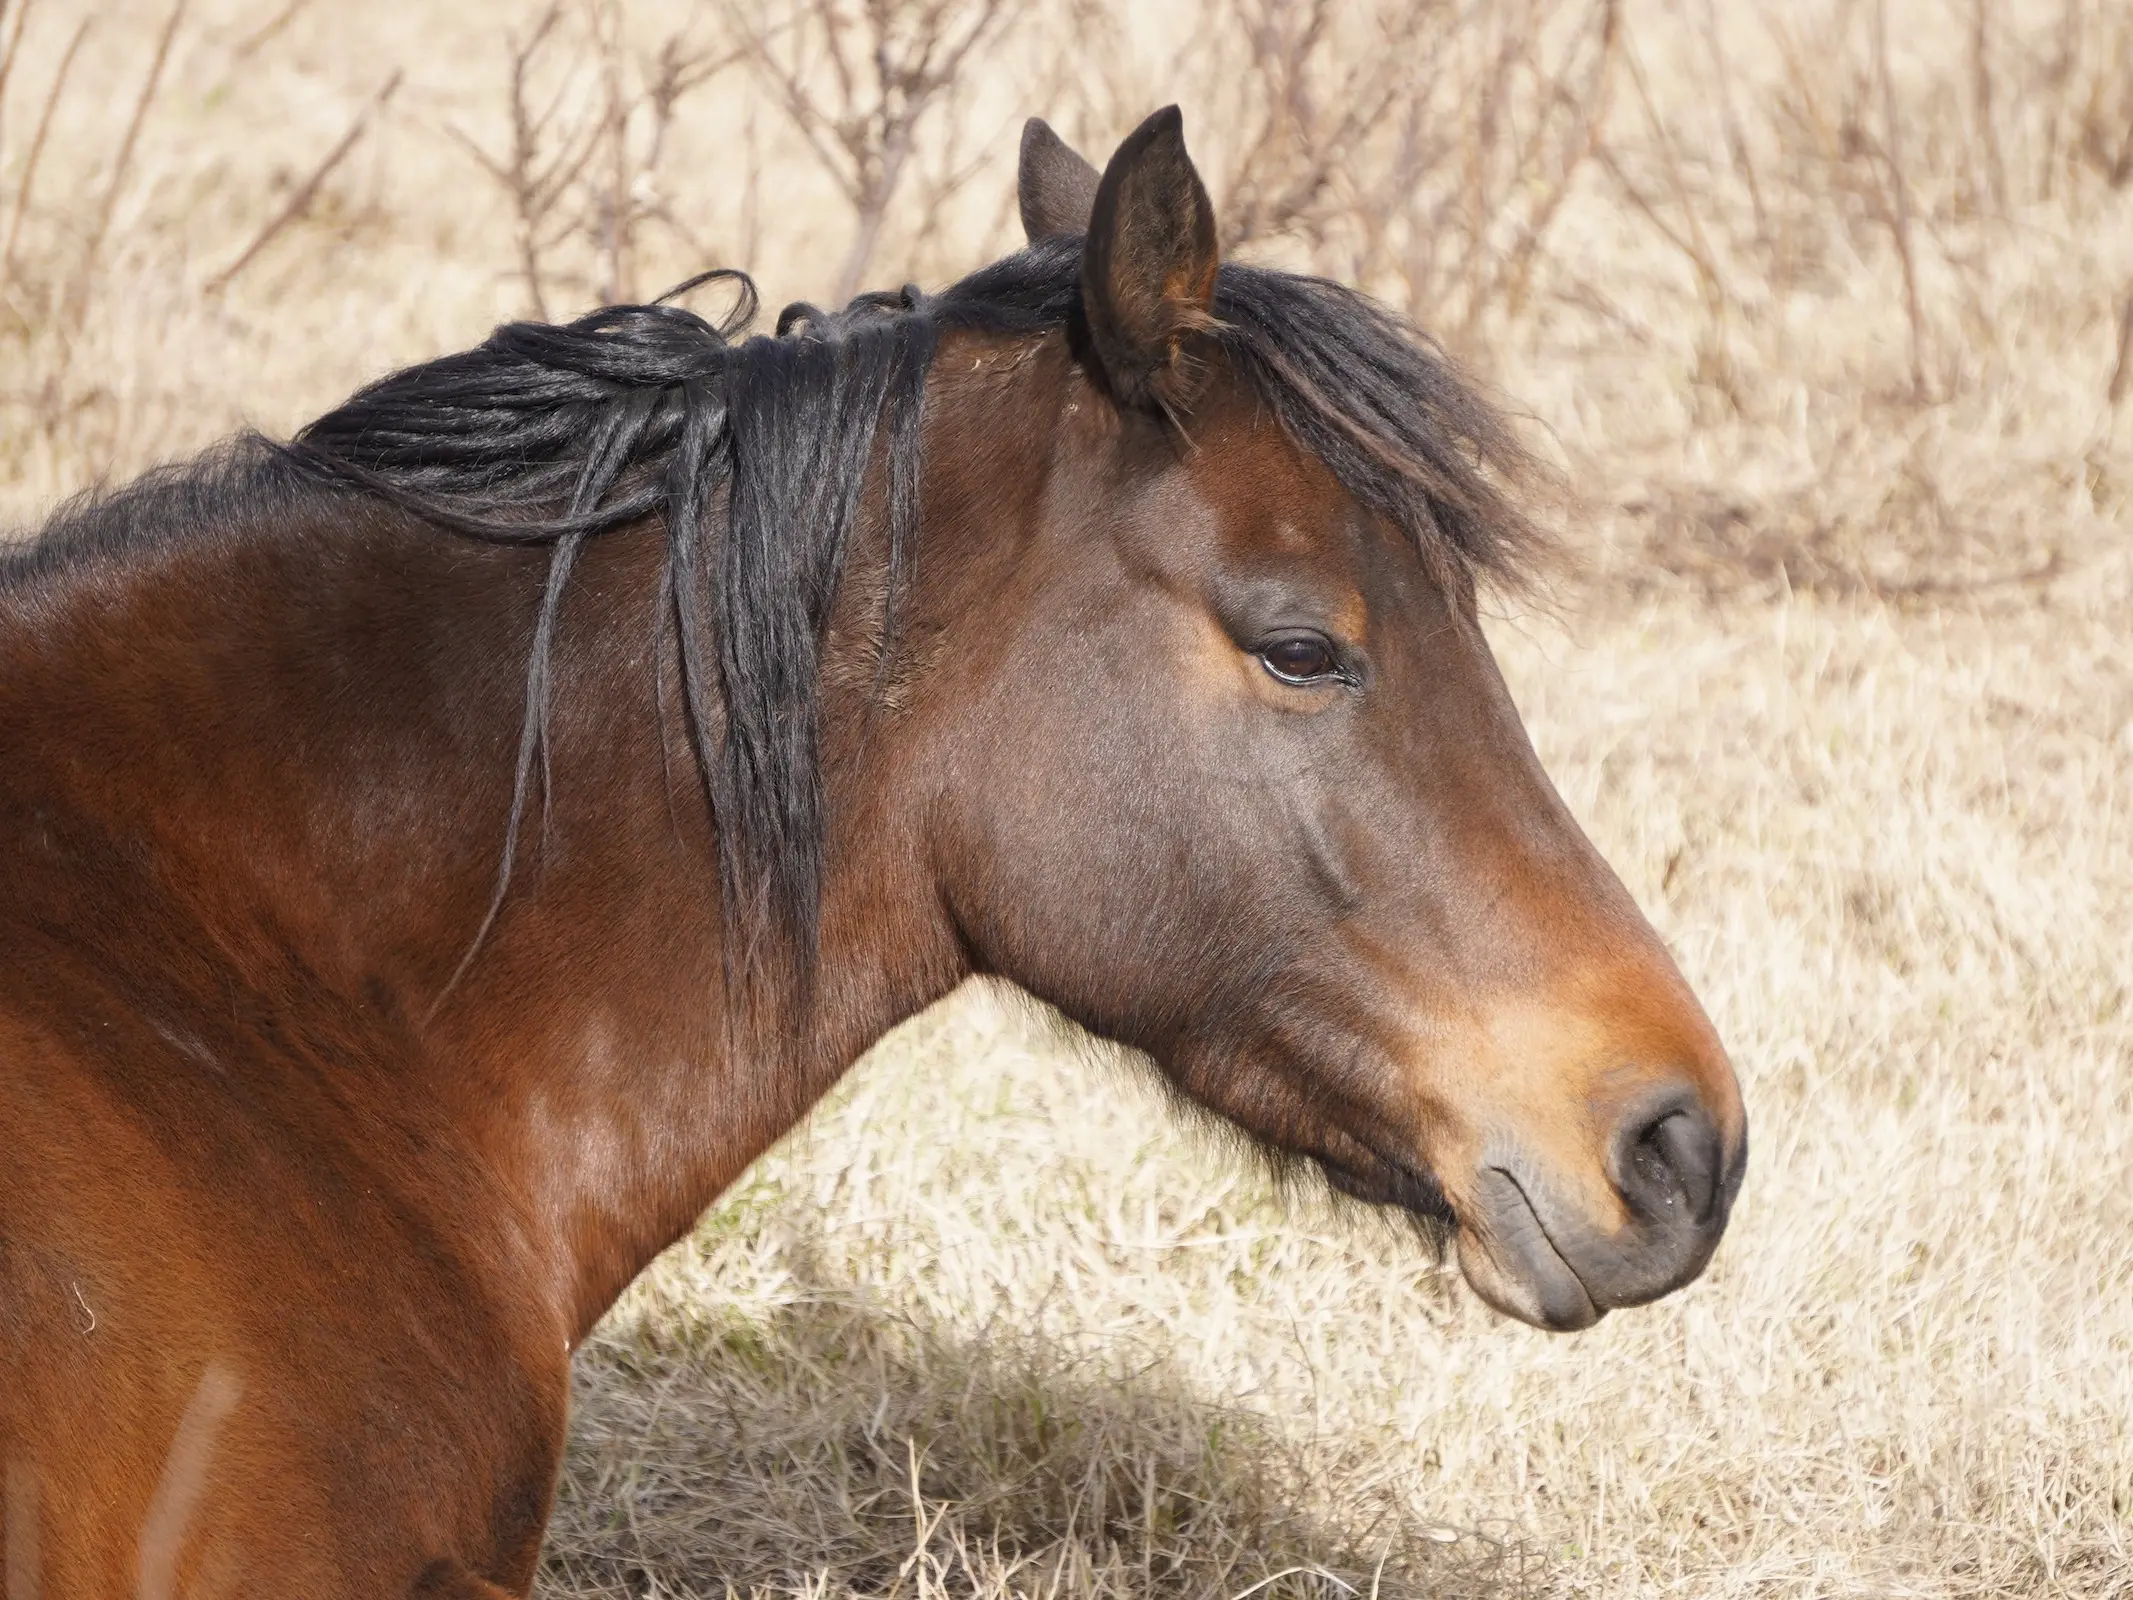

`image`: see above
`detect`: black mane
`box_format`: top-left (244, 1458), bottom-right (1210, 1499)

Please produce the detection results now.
top-left (35, 239), bottom-right (1550, 1008)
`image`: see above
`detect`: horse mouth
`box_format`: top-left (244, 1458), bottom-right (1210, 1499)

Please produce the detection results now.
top-left (1455, 1114), bottom-right (1746, 1332)
top-left (1315, 1146), bottom-right (1607, 1330)
top-left (1461, 1166), bottom-right (1605, 1331)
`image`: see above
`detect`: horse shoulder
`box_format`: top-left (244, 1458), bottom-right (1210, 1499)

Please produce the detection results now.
top-left (0, 970), bottom-right (569, 1597)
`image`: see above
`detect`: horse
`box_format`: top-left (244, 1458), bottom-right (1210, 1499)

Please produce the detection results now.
top-left (0, 108), bottom-right (1745, 1598)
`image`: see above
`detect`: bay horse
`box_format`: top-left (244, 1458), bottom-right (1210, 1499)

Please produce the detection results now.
top-left (0, 110), bottom-right (1744, 1597)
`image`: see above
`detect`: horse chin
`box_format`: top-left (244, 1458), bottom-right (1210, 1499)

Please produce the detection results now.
top-left (1452, 1192), bottom-right (1607, 1333)
top-left (1312, 1147), bottom-right (1607, 1331)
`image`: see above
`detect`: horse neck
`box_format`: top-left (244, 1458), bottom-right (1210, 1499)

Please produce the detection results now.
top-left (0, 481), bottom-right (967, 1341)
top-left (449, 510), bottom-right (982, 1334)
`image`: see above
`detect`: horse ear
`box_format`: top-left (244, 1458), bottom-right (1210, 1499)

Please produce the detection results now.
top-left (1018, 119), bottom-right (1101, 241)
top-left (1079, 106), bottom-right (1220, 413)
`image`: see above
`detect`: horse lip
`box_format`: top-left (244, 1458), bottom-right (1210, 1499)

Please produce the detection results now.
top-left (1473, 1165), bottom-right (1604, 1331)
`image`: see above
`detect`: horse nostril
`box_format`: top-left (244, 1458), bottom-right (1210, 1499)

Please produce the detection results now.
top-left (1617, 1105), bottom-right (1721, 1225)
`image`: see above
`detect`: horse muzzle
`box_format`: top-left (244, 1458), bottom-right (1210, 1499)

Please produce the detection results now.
top-left (1453, 1094), bottom-right (1748, 1331)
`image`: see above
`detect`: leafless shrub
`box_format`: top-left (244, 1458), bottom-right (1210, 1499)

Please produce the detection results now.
top-left (66, 0), bottom-right (185, 342)
top-left (2068, 2), bottom-right (2133, 189)
top-left (1570, 0), bottom-right (2133, 598)
top-left (0, 0), bottom-right (34, 125)
top-left (204, 69), bottom-right (401, 296)
top-left (5, 0), bottom-right (2124, 604)
top-left (449, 9), bottom-right (591, 320)
top-left (714, 0), bottom-right (1035, 305)
top-left (450, 1), bottom-right (743, 318)
top-left (1177, 0), bottom-right (1618, 351)
top-left (1594, 21), bottom-right (1745, 416)
top-left (1990, 0), bottom-right (2133, 199)
top-left (0, 12), bottom-right (89, 313)
top-left (1704, 0), bottom-right (2133, 278)
top-left (0, 0), bottom-right (182, 445)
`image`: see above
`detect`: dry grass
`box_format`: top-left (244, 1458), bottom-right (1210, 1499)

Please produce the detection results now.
top-left (2, 0), bottom-right (2129, 1595)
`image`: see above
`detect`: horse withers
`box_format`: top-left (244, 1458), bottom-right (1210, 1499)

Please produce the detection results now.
top-left (0, 110), bottom-right (1744, 1597)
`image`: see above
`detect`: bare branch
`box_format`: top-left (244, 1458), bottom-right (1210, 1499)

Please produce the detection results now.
top-left (716, 0), bottom-right (1033, 303)
top-left (1871, 0), bottom-right (1931, 400)
top-left (231, 0), bottom-right (313, 62)
top-left (2110, 286), bottom-right (2133, 407)
top-left (453, 3), bottom-right (747, 317)
top-left (450, 5), bottom-right (573, 319)
top-left (66, 0), bottom-right (186, 337)
top-left (1967, 0), bottom-right (2008, 212)
top-left (0, 0), bottom-right (40, 133)
top-left (0, 13), bottom-right (88, 308)
top-left (205, 71), bottom-right (402, 296)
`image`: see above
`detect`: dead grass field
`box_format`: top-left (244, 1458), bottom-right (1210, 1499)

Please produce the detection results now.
top-left (3, 0), bottom-right (2129, 1595)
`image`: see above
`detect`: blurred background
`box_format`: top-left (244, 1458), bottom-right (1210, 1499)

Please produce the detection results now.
top-left (2, 0), bottom-right (2129, 1595)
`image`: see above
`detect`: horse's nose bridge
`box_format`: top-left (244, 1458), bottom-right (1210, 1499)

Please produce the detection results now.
top-left (1432, 785), bottom-right (1746, 1191)
top-left (1390, 687), bottom-right (1745, 1177)
top-left (1484, 887), bottom-right (1743, 1150)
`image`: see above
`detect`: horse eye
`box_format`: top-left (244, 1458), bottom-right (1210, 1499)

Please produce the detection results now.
top-left (1258, 634), bottom-right (1340, 685)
